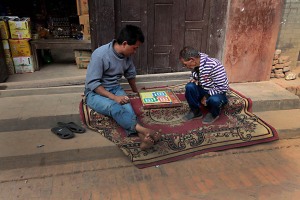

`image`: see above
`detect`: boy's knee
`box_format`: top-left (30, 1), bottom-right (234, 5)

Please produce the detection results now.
top-left (185, 82), bottom-right (196, 90)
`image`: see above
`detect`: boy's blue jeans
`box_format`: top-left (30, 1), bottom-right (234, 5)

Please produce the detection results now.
top-left (85, 85), bottom-right (137, 136)
top-left (185, 82), bottom-right (228, 117)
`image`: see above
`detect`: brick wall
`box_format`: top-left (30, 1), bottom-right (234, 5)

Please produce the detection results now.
top-left (276, 0), bottom-right (300, 68)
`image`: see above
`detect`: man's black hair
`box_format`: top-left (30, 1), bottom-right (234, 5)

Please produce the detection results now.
top-left (116, 25), bottom-right (145, 45)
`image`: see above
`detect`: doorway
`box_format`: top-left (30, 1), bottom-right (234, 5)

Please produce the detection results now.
top-left (89, 0), bottom-right (228, 75)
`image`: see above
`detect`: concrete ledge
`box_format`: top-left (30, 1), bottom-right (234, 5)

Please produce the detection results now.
top-left (0, 124), bottom-right (299, 171)
top-left (230, 81), bottom-right (300, 112)
top-left (0, 115), bottom-right (82, 132)
top-left (0, 129), bottom-right (124, 171)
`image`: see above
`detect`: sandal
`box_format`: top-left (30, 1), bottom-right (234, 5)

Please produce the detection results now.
top-left (140, 135), bottom-right (154, 150)
top-left (51, 127), bottom-right (75, 139)
top-left (57, 122), bottom-right (86, 133)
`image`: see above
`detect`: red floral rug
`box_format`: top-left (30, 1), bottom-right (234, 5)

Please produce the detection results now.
top-left (79, 84), bottom-right (279, 169)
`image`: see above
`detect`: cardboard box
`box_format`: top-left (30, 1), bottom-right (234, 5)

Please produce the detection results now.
top-left (13, 56), bottom-right (34, 73)
top-left (10, 29), bottom-right (31, 39)
top-left (9, 39), bottom-right (32, 57)
top-left (0, 16), bottom-right (18, 39)
top-left (79, 14), bottom-right (90, 40)
top-left (2, 40), bottom-right (12, 59)
top-left (75, 56), bottom-right (90, 69)
top-left (9, 18), bottom-right (31, 39)
top-left (0, 20), bottom-right (10, 39)
top-left (2, 39), bottom-right (10, 49)
top-left (74, 50), bottom-right (92, 57)
top-left (76, 0), bottom-right (89, 15)
top-left (5, 57), bottom-right (15, 75)
top-left (8, 18), bottom-right (30, 30)
top-left (4, 49), bottom-right (12, 60)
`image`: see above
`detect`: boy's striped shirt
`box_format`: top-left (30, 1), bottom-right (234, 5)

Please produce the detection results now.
top-left (191, 53), bottom-right (229, 96)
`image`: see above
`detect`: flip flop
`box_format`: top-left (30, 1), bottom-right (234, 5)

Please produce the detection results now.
top-left (57, 122), bottom-right (86, 133)
top-left (51, 127), bottom-right (75, 139)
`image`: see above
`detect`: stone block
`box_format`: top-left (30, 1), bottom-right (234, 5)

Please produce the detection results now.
top-left (272, 59), bottom-right (279, 65)
top-left (285, 72), bottom-right (297, 80)
top-left (278, 56), bottom-right (290, 64)
top-left (284, 61), bottom-right (292, 67)
top-left (275, 49), bottom-right (282, 55)
top-left (283, 66), bottom-right (291, 72)
top-left (275, 73), bottom-right (285, 78)
top-left (274, 63), bottom-right (284, 69)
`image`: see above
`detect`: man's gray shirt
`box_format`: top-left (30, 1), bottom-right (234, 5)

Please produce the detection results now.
top-left (84, 40), bottom-right (136, 95)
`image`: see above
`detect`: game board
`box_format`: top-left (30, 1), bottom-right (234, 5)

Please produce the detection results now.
top-left (139, 89), bottom-right (182, 109)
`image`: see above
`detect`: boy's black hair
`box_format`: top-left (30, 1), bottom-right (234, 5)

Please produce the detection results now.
top-left (179, 46), bottom-right (200, 61)
top-left (116, 25), bottom-right (145, 45)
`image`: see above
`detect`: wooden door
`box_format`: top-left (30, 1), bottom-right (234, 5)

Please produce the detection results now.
top-left (89, 0), bottom-right (212, 75)
top-left (147, 0), bottom-right (210, 74)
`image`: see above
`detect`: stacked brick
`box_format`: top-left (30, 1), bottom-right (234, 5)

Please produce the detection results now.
top-left (271, 49), bottom-right (296, 80)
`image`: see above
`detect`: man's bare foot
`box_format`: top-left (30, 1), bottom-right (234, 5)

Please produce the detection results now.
top-left (139, 134), bottom-right (154, 150)
top-left (136, 124), bottom-right (162, 143)
top-left (149, 129), bottom-right (162, 143)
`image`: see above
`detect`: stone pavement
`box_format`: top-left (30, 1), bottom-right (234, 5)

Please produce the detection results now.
top-left (0, 67), bottom-right (300, 171)
top-left (1, 134), bottom-right (300, 199)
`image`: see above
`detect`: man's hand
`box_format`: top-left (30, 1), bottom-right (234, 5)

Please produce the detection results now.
top-left (114, 95), bottom-right (130, 105)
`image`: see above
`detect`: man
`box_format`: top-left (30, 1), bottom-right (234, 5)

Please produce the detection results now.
top-left (179, 46), bottom-right (229, 124)
top-left (84, 25), bottom-right (161, 150)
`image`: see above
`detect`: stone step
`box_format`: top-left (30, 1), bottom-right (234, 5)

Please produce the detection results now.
top-left (0, 81), bottom-right (299, 132)
top-left (229, 81), bottom-right (300, 112)
top-left (0, 109), bottom-right (300, 171)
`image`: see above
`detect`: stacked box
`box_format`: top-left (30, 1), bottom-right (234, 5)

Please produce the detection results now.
top-left (0, 20), bottom-right (10, 40)
top-left (2, 40), bottom-right (14, 74)
top-left (5, 17), bottom-right (35, 73)
top-left (76, 0), bottom-right (89, 15)
top-left (74, 50), bottom-right (91, 69)
top-left (13, 56), bottom-right (34, 74)
top-left (0, 16), bottom-right (19, 75)
top-left (9, 39), bottom-right (34, 73)
top-left (77, 0), bottom-right (90, 40)
top-left (0, 16), bottom-right (17, 39)
top-left (8, 17), bottom-right (31, 39)
top-left (9, 39), bottom-right (32, 57)
top-left (74, 50), bottom-right (92, 57)
top-left (79, 15), bottom-right (90, 40)
top-left (76, 57), bottom-right (90, 69)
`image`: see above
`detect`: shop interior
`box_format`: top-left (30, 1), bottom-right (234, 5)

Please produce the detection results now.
top-left (0, 0), bottom-right (89, 83)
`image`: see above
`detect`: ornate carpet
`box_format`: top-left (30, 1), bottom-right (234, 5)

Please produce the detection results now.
top-left (79, 84), bottom-right (279, 169)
